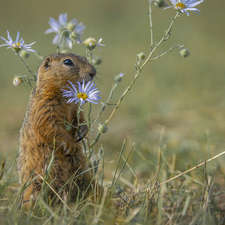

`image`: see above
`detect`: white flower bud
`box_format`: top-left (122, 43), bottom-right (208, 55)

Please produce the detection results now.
top-left (137, 52), bottom-right (146, 60)
top-left (83, 37), bottom-right (97, 51)
top-left (98, 124), bottom-right (108, 134)
top-left (13, 76), bottom-right (22, 87)
top-left (179, 48), bottom-right (190, 58)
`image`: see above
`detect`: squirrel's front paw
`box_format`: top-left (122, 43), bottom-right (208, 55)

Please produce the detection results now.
top-left (63, 142), bottom-right (77, 155)
top-left (75, 125), bottom-right (88, 142)
top-left (62, 135), bottom-right (77, 155)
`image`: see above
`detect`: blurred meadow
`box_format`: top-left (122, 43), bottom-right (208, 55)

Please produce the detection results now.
top-left (1, 0), bottom-right (225, 224)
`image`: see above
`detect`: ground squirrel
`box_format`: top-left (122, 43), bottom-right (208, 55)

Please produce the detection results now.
top-left (18, 53), bottom-right (97, 206)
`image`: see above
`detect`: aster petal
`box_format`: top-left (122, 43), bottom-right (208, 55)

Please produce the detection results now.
top-left (49, 18), bottom-right (61, 32)
top-left (85, 81), bottom-right (93, 92)
top-left (0, 43), bottom-right (11, 47)
top-left (67, 38), bottom-right (73, 49)
top-left (70, 18), bottom-right (78, 25)
top-left (52, 34), bottom-right (60, 44)
top-left (20, 38), bottom-right (24, 45)
top-left (59, 13), bottom-right (67, 25)
top-left (26, 48), bottom-right (37, 53)
top-left (82, 79), bottom-right (86, 91)
top-left (163, 6), bottom-right (174, 10)
top-left (186, 8), bottom-right (201, 14)
top-left (77, 82), bottom-right (83, 93)
top-left (44, 28), bottom-right (55, 34)
top-left (75, 23), bottom-right (85, 35)
top-left (87, 100), bottom-right (98, 104)
top-left (0, 36), bottom-right (9, 42)
top-left (7, 31), bottom-right (12, 42)
top-left (183, 9), bottom-right (189, 16)
top-left (87, 84), bottom-right (97, 93)
top-left (188, 0), bottom-right (204, 7)
top-left (28, 41), bottom-right (36, 46)
top-left (67, 80), bottom-right (78, 94)
top-left (15, 31), bottom-right (20, 44)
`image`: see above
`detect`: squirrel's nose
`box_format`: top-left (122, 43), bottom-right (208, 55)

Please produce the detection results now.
top-left (90, 67), bottom-right (97, 78)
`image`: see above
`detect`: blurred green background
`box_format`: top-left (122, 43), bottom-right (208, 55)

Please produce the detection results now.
top-left (0, 0), bottom-right (225, 181)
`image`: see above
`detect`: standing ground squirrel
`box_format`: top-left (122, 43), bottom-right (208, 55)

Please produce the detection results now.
top-left (18, 53), bottom-right (97, 206)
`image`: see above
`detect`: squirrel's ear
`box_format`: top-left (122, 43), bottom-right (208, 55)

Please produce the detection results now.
top-left (43, 57), bottom-right (51, 69)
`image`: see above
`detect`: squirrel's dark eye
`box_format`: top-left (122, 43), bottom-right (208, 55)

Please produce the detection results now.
top-left (64, 59), bottom-right (73, 66)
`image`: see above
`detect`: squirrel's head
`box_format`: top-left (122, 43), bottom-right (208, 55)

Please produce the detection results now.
top-left (37, 53), bottom-right (97, 90)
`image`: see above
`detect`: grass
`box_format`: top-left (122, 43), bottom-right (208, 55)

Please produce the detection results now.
top-left (1, 0), bottom-right (225, 224)
top-left (1, 141), bottom-right (225, 224)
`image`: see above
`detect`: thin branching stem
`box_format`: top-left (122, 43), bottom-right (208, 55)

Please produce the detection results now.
top-left (94, 81), bottom-right (120, 125)
top-left (17, 53), bottom-right (36, 79)
top-left (105, 12), bottom-right (180, 126)
top-left (149, 0), bottom-right (154, 51)
top-left (149, 44), bottom-right (182, 61)
top-left (90, 12), bottom-right (180, 149)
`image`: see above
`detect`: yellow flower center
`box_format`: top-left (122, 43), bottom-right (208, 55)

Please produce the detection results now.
top-left (77, 93), bottom-right (88, 100)
top-left (12, 43), bottom-right (21, 48)
top-left (175, 3), bottom-right (186, 9)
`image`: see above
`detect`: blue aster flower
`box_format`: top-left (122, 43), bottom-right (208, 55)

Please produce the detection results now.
top-left (45, 13), bottom-right (85, 49)
top-left (62, 80), bottom-right (101, 106)
top-left (0, 31), bottom-right (36, 53)
top-left (164, 0), bottom-right (204, 16)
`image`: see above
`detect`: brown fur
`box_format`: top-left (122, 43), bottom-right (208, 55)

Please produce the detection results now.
top-left (18, 53), bottom-right (97, 206)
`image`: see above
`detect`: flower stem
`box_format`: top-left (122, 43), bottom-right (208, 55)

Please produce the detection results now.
top-left (56, 29), bottom-right (68, 53)
top-left (149, 0), bottom-right (154, 51)
top-left (17, 53), bottom-right (36, 80)
top-left (94, 81), bottom-right (120, 125)
top-left (87, 102), bottom-right (92, 129)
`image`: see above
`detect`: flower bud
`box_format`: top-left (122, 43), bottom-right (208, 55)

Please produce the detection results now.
top-left (179, 48), bottom-right (190, 58)
top-left (83, 37), bottom-right (97, 51)
top-left (91, 55), bottom-right (102, 65)
top-left (98, 124), bottom-right (108, 134)
top-left (19, 49), bottom-right (30, 59)
top-left (137, 52), bottom-right (146, 60)
top-left (154, 0), bottom-right (168, 8)
top-left (114, 73), bottom-right (124, 83)
top-left (13, 76), bottom-right (22, 87)
top-left (69, 31), bottom-right (82, 44)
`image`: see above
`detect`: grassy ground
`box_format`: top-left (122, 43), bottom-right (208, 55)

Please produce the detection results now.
top-left (1, 0), bottom-right (225, 224)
